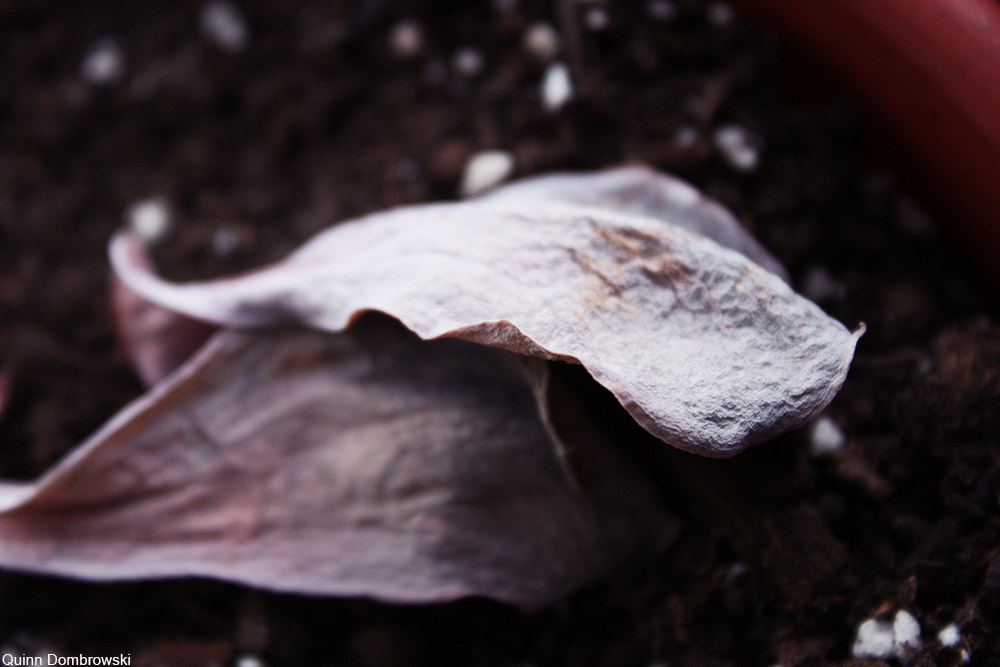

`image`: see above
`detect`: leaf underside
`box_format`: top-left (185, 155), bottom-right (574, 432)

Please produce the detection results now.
top-left (0, 315), bottom-right (676, 610)
top-left (0, 166), bottom-right (859, 608)
top-left (111, 167), bottom-right (861, 457)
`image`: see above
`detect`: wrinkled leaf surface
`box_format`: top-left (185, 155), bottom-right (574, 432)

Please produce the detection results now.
top-left (112, 168), bottom-right (861, 456)
top-left (111, 251), bottom-right (217, 387)
top-left (0, 315), bottom-right (675, 609)
top-left (480, 166), bottom-right (789, 280)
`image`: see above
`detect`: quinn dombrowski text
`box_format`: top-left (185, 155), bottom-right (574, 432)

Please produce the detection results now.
top-left (2, 656), bottom-right (130, 666)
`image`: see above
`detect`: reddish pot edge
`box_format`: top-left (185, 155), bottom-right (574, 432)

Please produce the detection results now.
top-left (730, 0), bottom-right (1000, 287)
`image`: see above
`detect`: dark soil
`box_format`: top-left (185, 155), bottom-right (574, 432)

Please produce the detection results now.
top-left (1, 1), bottom-right (997, 665)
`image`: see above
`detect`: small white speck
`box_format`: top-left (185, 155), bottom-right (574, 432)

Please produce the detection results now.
top-left (893, 610), bottom-right (922, 655)
top-left (459, 150), bottom-right (515, 198)
top-left (211, 225), bottom-right (241, 257)
top-left (801, 265), bottom-right (847, 303)
top-left (721, 562), bottom-right (748, 587)
top-left (960, 648), bottom-right (971, 663)
top-left (938, 623), bottom-right (960, 647)
top-left (713, 123), bottom-right (761, 173)
top-left (200, 1), bottom-right (250, 53)
top-left (542, 62), bottom-right (573, 113)
top-left (647, 0), bottom-right (678, 22)
top-left (81, 39), bottom-right (124, 85)
top-left (452, 47), bottom-right (484, 78)
top-left (852, 618), bottom-right (895, 660)
top-left (673, 125), bottom-right (699, 148)
top-left (127, 199), bottom-right (171, 245)
top-left (584, 8), bottom-right (609, 31)
top-left (235, 656), bottom-right (266, 667)
top-left (707, 2), bottom-right (735, 27)
top-left (808, 416), bottom-right (846, 457)
top-left (524, 22), bottom-right (561, 62)
top-left (388, 21), bottom-right (424, 59)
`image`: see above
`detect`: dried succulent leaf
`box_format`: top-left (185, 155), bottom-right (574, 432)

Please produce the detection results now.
top-left (0, 315), bottom-right (676, 610)
top-left (110, 246), bottom-right (216, 386)
top-left (111, 169), bottom-right (861, 457)
top-left (479, 166), bottom-right (789, 280)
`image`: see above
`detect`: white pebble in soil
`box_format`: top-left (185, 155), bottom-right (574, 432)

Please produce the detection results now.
top-left (808, 416), bottom-right (846, 458)
top-left (200, 1), bottom-right (250, 53)
top-left (646, 0), bottom-right (678, 22)
top-left (452, 47), bottom-right (485, 78)
top-left (81, 39), bottom-right (124, 85)
top-left (459, 151), bottom-right (515, 198)
top-left (524, 22), bottom-right (561, 62)
top-left (127, 199), bottom-right (171, 245)
top-left (721, 562), bottom-right (748, 587)
top-left (235, 656), bottom-right (267, 667)
top-left (893, 610), bottom-right (922, 655)
top-left (388, 21), bottom-right (424, 59)
top-left (937, 623), bottom-right (960, 647)
top-left (707, 2), bottom-right (735, 27)
top-left (852, 619), bottom-right (896, 660)
top-left (542, 62), bottom-right (573, 113)
top-left (713, 123), bottom-right (761, 173)
top-left (584, 8), bottom-right (609, 31)
top-left (211, 225), bottom-right (242, 257)
top-left (673, 124), bottom-right (699, 149)
top-left (852, 610), bottom-right (922, 661)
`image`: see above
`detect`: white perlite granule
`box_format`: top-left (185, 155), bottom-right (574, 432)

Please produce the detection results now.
top-left (542, 62), bottom-right (573, 112)
top-left (127, 199), bottom-right (171, 245)
top-left (81, 39), bottom-right (124, 85)
top-left (852, 610), bottom-right (922, 661)
top-left (200, 1), bottom-right (250, 53)
top-left (459, 151), bottom-right (515, 197)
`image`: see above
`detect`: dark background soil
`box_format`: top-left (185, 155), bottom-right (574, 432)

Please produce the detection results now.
top-left (0, 1), bottom-right (998, 665)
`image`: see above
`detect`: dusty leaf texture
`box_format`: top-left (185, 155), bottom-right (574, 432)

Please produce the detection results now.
top-left (0, 314), bottom-right (677, 610)
top-left (0, 166), bottom-right (858, 608)
top-left (111, 251), bottom-right (217, 387)
top-left (111, 166), bottom-right (862, 457)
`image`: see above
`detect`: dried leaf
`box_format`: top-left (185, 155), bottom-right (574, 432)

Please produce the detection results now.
top-left (110, 246), bottom-right (216, 387)
top-left (0, 167), bottom-right (859, 608)
top-left (0, 315), bottom-right (676, 610)
top-left (111, 167), bottom-right (861, 457)
top-left (479, 166), bottom-right (789, 280)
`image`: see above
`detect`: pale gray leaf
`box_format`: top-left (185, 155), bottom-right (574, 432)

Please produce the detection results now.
top-left (0, 315), bottom-right (675, 610)
top-left (479, 166), bottom-right (789, 280)
top-left (110, 241), bottom-right (216, 386)
top-left (111, 169), bottom-right (861, 457)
